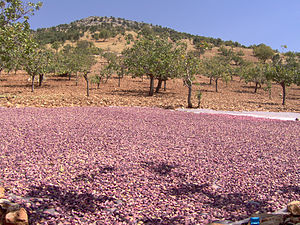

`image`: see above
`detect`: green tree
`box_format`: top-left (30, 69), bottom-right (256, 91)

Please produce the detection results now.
top-left (201, 56), bottom-right (231, 92)
top-left (0, 0), bottom-right (42, 66)
top-left (267, 53), bottom-right (299, 105)
top-left (22, 46), bottom-right (53, 92)
top-left (98, 29), bottom-right (110, 41)
top-left (74, 42), bottom-right (96, 97)
top-left (242, 62), bottom-right (269, 93)
top-left (51, 41), bottom-right (61, 54)
top-left (180, 52), bottom-right (201, 108)
top-left (253, 44), bottom-right (274, 63)
top-left (122, 36), bottom-right (182, 96)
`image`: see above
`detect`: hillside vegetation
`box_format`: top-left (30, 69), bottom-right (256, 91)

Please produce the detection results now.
top-left (35, 16), bottom-right (248, 49)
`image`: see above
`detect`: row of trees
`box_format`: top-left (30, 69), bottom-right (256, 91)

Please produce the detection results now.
top-left (120, 36), bottom-right (299, 106)
top-left (1, 1), bottom-right (299, 108)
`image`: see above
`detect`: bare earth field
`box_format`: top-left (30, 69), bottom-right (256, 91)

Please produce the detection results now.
top-left (0, 72), bottom-right (299, 112)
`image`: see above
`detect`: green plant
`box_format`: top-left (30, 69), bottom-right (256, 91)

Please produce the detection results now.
top-left (196, 90), bottom-right (202, 108)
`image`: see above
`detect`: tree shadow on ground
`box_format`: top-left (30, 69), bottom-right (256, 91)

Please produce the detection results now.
top-left (241, 85), bottom-right (257, 89)
top-left (279, 185), bottom-right (300, 195)
top-left (287, 96), bottom-right (300, 100)
top-left (141, 215), bottom-right (186, 225)
top-left (25, 184), bottom-right (117, 224)
top-left (166, 183), bottom-right (270, 221)
top-left (110, 89), bottom-right (177, 98)
top-left (72, 165), bottom-right (114, 183)
top-left (201, 89), bottom-right (215, 93)
top-left (111, 89), bottom-right (150, 97)
top-left (199, 82), bottom-right (213, 86)
top-left (25, 165), bottom-right (117, 224)
top-left (2, 84), bottom-right (32, 88)
top-left (140, 161), bottom-right (177, 176)
top-left (235, 89), bottom-right (255, 94)
top-left (247, 101), bottom-right (279, 106)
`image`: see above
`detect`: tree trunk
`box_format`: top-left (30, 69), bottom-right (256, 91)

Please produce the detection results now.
top-left (281, 82), bottom-right (286, 105)
top-left (187, 85), bottom-right (193, 108)
top-left (105, 75), bottom-right (109, 83)
top-left (209, 76), bottom-right (213, 85)
top-left (31, 75), bottom-right (35, 92)
top-left (97, 82), bottom-right (100, 89)
top-left (38, 74), bottom-right (44, 87)
top-left (149, 75), bottom-right (154, 96)
top-left (163, 80), bottom-right (167, 91)
top-left (215, 78), bottom-right (219, 92)
top-left (254, 82), bottom-right (258, 93)
top-left (156, 78), bottom-right (162, 93)
top-left (118, 75), bottom-right (121, 87)
top-left (87, 78), bottom-right (89, 97)
top-left (68, 73), bottom-right (71, 81)
top-left (83, 74), bottom-right (89, 97)
top-left (197, 98), bottom-right (201, 108)
top-left (76, 72), bottom-right (78, 86)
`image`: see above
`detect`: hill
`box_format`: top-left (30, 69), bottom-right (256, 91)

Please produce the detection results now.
top-left (34, 16), bottom-right (258, 63)
top-left (34, 16), bottom-right (249, 50)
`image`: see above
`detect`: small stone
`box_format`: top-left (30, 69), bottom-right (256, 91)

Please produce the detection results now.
top-left (24, 203), bottom-right (31, 208)
top-left (288, 201), bottom-right (300, 216)
top-left (0, 187), bottom-right (5, 198)
top-left (0, 199), bottom-right (13, 210)
top-left (43, 208), bottom-right (60, 216)
top-left (4, 207), bottom-right (28, 225)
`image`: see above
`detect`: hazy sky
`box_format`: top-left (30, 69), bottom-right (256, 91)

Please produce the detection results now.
top-left (28, 0), bottom-right (300, 52)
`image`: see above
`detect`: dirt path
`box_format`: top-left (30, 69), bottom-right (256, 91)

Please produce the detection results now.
top-left (178, 108), bottom-right (300, 121)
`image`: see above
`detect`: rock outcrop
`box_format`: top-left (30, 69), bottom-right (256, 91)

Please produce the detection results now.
top-left (0, 187), bottom-right (28, 225)
top-left (288, 201), bottom-right (300, 216)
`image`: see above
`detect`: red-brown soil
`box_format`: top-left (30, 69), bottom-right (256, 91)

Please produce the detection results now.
top-left (0, 72), bottom-right (299, 112)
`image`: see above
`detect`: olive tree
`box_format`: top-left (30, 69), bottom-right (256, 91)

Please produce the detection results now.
top-left (201, 56), bottom-right (231, 92)
top-left (267, 53), bottom-right (299, 105)
top-left (180, 51), bottom-right (201, 108)
top-left (253, 44), bottom-right (274, 63)
top-left (242, 62), bottom-right (269, 93)
top-left (22, 46), bottom-right (53, 92)
top-left (0, 0), bottom-right (42, 72)
top-left (74, 46), bottom-right (96, 97)
top-left (122, 36), bottom-right (182, 96)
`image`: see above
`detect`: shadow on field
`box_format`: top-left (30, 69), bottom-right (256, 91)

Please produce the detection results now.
top-left (287, 96), bottom-right (300, 101)
top-left (73, 165), bottom-right (115, 183)
top-left (247, 101), bottom-right (279, 106)
top-left (140, 161), bottom-right (177, 176)
top-left (166, 183), bottom-right (269, 220)
top-left (111, 89), bottom-right (149, 97)
top-left (25, 165), bottom-right (117, 223)
top-left (2, 84), bottom-right (32, 88)
top-left (235, 89), bottom-right (255, 94)
top-left (279, 185), bottom-right (300, 194)
top-left (141, 215), bottom-right (186, 225)
top-left (26, 184), bottom-right (116, 224)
